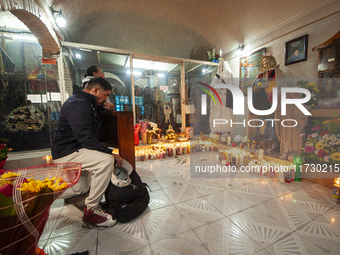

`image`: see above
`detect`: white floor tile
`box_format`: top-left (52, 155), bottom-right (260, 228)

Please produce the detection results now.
top-left (194, 218), bottom-right (263, 255)
top-left (35, 155), bottom-right (340, 254)
top-left (142, 205), bottom-right (191, 244)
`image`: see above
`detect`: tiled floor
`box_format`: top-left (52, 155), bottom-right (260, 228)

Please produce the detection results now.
top-left (38, 154), bottom-right (340, 255)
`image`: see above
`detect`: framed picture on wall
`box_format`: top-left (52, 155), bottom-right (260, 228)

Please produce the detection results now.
top-left (284, 34), bottom-right (308, 66)
top-left (168, 77), bottom-right (180, 95)
top-left (239, 48), bottom-right (266, 95)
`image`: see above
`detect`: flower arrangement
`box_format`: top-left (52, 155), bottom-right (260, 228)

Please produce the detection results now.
top-left (207, 48), bottom-right (220, 63)
top-left (5, 106), bottom-right (45, 132)
top-left (0, 163), bottom-right (81, 255)
top-left (301, 116), bottom-right (340, 164)
top-left (297, 80), bottom-right (321, 108)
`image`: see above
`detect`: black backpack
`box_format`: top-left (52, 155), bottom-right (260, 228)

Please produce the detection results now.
top-left (104, 170), bottom-right (150, 223)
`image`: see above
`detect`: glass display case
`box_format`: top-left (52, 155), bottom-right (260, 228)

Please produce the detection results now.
top-left (0, 12), bottom-right (61, 152)
top-left (0, 9), bottom-right (218, 154)
top-left (185, 62), bottom-right (218, 136)
top-left (62, 46), bottom-right (132, 111)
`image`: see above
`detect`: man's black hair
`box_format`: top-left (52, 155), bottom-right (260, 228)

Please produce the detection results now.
top-left (87, 77), bottom-right (112, 91)
top-left (85, 66), bottom-right (98, 78)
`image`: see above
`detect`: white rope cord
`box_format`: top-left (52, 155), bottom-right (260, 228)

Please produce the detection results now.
top-left (12, 169), bottom-right (40, 245)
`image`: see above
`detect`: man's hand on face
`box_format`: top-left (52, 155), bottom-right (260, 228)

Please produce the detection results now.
top-left (103, 102), bottom-right (114, 111)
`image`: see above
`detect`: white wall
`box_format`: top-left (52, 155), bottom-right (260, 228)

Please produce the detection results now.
top-left (226, 12), bottom-right (340, 80)
top-left (222, 10), bottom-right (340, 139)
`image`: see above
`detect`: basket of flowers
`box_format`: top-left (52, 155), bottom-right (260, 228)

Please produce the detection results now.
top-left (0, 163), bottom-right (81, 255)
top-left (301, 115), bottom-right (340, 164)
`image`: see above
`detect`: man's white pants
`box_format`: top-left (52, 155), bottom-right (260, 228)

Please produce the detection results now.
top-left (54, 148), bottom-right (114, 209)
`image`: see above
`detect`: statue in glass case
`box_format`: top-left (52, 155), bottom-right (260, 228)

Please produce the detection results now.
top-left (164, 102), bottom-right (172, 123)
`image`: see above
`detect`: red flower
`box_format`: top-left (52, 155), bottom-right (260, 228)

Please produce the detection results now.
top-left (0, 144), bottom-right (5, 150)
top-left (318, 149), bottom-right (329, 158)
top-left (0, 183), bottom-right (13, 197)
top-left (0, 169), bottom-right (4, 175)
top-left (320, 131), bottom-right (329, 136)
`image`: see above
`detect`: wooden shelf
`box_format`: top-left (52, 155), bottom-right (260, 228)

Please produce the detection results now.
top-left (308, 109), bottom-right (340, 117)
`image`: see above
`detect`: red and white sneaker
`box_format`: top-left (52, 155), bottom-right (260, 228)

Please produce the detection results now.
top-left (82, 205), bottom-right (117, 228)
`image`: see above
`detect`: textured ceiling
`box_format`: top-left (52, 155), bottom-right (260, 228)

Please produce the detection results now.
top-left (52, 0), bottom-right (333, 60)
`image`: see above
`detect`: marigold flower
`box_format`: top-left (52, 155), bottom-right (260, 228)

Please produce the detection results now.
top-left (0, 172), bottom-right (20, 185)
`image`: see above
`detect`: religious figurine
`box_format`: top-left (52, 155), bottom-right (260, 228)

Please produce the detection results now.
top-left (249, 53), bottom-right (306, 155)
top-left (164, 102), bottom-right (172, 123)
top-left (152, 85), bottom-right (158, 103)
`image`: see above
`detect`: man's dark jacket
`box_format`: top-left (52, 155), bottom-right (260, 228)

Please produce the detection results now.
top-left (52, 85), bottom-right (113, 160)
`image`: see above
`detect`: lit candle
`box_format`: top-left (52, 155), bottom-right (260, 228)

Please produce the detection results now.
top-left (173, 147), bottom-right (176, 156)
top-left (179, 146), bottom-right (183, 154)
top-left (258, 149), bottom-right (264, 161)
top-left (156, 150), bottom-right (160, 159)
top-left (144, 150), bottom-right (148, 161)
top-left (45, 155), bottom-right (51, 164)
top-left (333, 177), bottom-right (340, 202)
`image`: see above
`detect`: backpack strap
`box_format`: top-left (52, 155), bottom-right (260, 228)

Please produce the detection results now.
top-left (144, 183), bottom-right (151, 192)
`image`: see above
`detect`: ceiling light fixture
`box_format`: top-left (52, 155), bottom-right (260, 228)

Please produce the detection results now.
top-left (235, 44), bottom-right (245, 56)
top-left (52, 8), bottom-right (67, 28)
top-left (75, 53), bottom-right (81, 59)
top-left (8, 34), bottom-right (38, 41)
top-left (126, 71), bottom-right (142, 76)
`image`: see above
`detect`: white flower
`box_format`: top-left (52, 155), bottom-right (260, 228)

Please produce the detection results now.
top-left (324, 156), bottom-right (330, 162)
top-left (312, 133), bottom-right (319, 138)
